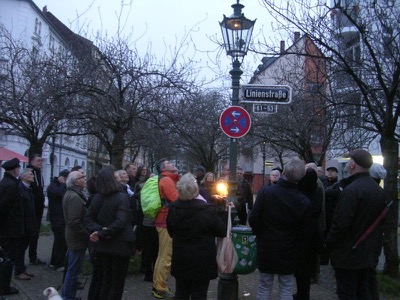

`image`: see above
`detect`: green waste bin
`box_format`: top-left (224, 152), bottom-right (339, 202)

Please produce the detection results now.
top-left (231, 226), bottom-right (257, 275)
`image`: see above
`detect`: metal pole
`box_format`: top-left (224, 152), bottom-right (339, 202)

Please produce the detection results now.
top-left (218, 57), bottom-right (242, 300)
top-left (262, 142), bottom-right (266, 186)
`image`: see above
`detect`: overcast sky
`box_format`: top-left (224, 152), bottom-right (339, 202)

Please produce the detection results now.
top-left (33, 0), bottom-right (277, 86)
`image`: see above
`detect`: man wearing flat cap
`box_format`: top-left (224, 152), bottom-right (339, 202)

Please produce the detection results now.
top-left (0, 158), bottom-right (26, 293)
top-left (326, 149), bottom-right (386, 299)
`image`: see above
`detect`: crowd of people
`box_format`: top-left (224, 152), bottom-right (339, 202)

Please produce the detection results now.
top-left (0, 149), bottom-right (390, 300)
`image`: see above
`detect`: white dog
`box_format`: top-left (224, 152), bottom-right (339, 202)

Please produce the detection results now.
top-left (43, 287), bottom-right (63, 300)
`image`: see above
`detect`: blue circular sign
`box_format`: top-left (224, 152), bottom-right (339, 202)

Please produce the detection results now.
top-left (220, 106), bottom-right (251, 138)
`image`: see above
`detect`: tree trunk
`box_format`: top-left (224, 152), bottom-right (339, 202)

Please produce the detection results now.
top-left (380, 136), bottom-right (400, 278)
top-left (109, 129), bottom-right (126, 170)
top-left (28, 142), bottom-right (44, 157)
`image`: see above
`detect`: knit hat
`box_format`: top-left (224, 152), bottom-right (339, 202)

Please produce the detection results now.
top-left (349, 149), bottom-right (373, 169)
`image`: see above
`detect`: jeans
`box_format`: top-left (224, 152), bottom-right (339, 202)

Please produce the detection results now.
top-left (257, 273), bottom-right (294, 300)
top-left (153, 227), bottom-right (172, 292)
top-left (98, 253), bottom-right (130, 300)
top-left (50, 225), bottom-right (67, 268)
top-left (175, 277), bottom-right (210, 300)
top-left (335, 268), bottom-right (370, 300)
top-left (62, 249), bottom-right (85, 300)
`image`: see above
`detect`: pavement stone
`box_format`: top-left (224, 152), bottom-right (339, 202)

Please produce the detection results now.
top-left (4, 222), bottom-right (399, 300)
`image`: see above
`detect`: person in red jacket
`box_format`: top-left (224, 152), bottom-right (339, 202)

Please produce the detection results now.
top-left (152, 159), bottom-right (179, 299)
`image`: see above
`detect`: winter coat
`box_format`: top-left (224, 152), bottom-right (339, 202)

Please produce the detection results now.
top-left (249, 178), bottom-right (311, 275)
top-left (47, 177), bottom-right (67, 228)
top-left (19, 182), bottom-right (38, 237)
top-left (295, 169), bottom-right (323, 276)
top-left (326, 172), bottom-right (386, 269)
top-left (154, 172), bottom-right (179, 228)
top-left (63, 186), bottom-right (89, 250)
top-left (167, 198), bottom-right (226, 280)
top-left (26, 164), bottom-right (45, 213)
top-left (85, 191), bottom-right (135, 257)
top-left (0, 173), bottom-right (25, 238)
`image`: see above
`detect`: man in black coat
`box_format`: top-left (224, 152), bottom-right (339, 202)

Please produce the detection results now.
top-left (236, 167), bottom-right (253, 225)
top-left (47, 169), bottom-right (70, 271)
top-left (26, 154), bottom-right (46, 265)
top-left (249, 159), bottom-right (311, 300)
top-left (0, 158), bottom-right (26, 294)
top-left (326, 149), bottom-right (386, 300)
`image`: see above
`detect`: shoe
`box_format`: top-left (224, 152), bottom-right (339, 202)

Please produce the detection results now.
top-left (152, 289), bottom-right (174, 299)
top-left (47, 264), bottom-right (57, 270)
top-left (30, 258), bottom-right (46, 265)
top-left (56, 266), bottom-right (65, 272)
top-left (0, 286), bottom-right (19, 295)
top-left (14, 273), bottom-right (31, 280)
top-left (23, 271), bottom-right (35, 277)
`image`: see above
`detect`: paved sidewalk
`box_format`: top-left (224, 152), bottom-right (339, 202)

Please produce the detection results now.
top-left (4, 225), bottom-right (399, 300)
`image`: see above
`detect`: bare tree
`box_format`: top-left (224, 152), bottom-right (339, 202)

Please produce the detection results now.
top-left (0, 25), bottom-right (76, 155)
top-left (260, 0), bottom-right (399, 277)
top-left (166, 90), bottom-right (230, 172)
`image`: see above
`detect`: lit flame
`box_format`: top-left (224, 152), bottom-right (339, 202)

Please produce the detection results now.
top-left (216, 181), bottom-right (228, 198)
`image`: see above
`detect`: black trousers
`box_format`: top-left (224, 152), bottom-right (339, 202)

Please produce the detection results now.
top-left (50, 225), bottom-right (67, 267)
top-left (99, 253), bottom-right (130, 300)
top-left (88, 250), bottom-right (103, 300)
top-left (335, 268), bottom-right (371, 300)
top-left (295, 275), bottom-right (311, 300)
top-left (29, 208), bottom-right (44, 260)
top-left (141, 226), bottom-right (159, 280)
top-left (175, 277), bottom-right (210, 300)
top-left (1, 238), bottom-right (29, 275)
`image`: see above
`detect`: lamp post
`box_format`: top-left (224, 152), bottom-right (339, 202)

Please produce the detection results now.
top-left (219, 1), bottom-right (255, 299)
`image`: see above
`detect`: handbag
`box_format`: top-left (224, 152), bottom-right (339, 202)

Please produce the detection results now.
top-left (216, 205), bottom-right (238, 274)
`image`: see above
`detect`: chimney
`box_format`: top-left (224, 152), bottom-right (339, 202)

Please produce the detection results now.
top-left (43, 6), bottom-right (47, 13)
top-left (280, 41), bottom-right (285, 54)
top-left (294, 31), bottom-right (301, 42)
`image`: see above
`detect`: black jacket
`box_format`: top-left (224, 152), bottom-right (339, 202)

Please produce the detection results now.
top-left (19, 182), bottom-right (38, 237)
top-left (249, 178), bottom-right (311, 275)
top-left (85, 191), bottom-right (135, 257)
top-left (26, 164), bottom-right (45, 213)
top-left (295, 169), bottom-right (323, 276)
top-left (167, 199), bottom-right (226, 280)
top-left (0, 173), bottom-right (25, 238)
top-left (47, 177), bottom-right (67, 228)
top-left (326, 172), bottom-right (386, 269)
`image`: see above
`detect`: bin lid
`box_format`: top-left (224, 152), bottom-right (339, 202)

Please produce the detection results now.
top-left (231, 226), bottom-right (253, 233)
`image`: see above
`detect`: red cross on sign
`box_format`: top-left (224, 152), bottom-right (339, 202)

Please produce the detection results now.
top-left (220, 106), bottom-right (251, 138)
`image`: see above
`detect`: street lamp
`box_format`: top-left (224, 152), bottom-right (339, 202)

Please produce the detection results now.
top-left (220, 0), bottom-right (256, 191)
top-left (219, 1), bottom-right (255, 299)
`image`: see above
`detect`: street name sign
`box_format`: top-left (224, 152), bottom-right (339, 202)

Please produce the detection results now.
top-left (253, 104), bottom-right (278, 114)
top-left (220, 106), bottom-right (251, 139)
top-left (241, 84), bottom-right (292, 104)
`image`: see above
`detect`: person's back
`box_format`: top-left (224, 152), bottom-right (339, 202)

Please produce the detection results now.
top-left (327, 173), bottom-right (386, 269)
top-left (251, 179), bottom-right (310, 274)
top-left (326, 149), bottom-right (386, 300)
top-left (249, 159), bottom-right (310, 300)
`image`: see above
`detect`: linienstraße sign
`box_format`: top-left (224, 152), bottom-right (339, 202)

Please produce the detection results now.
top-left (241, 84), bottom-right (292, 104)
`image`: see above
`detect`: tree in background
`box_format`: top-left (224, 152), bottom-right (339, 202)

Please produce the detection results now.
top-left (260, 0), bottom-right (399, 277)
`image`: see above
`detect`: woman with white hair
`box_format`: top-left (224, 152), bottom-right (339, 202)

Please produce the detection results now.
top-left (166, 173), bottom-right (227, 299)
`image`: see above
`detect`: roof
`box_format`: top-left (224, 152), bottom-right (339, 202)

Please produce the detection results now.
top-left (0, 147), bottom-right (29, 162)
